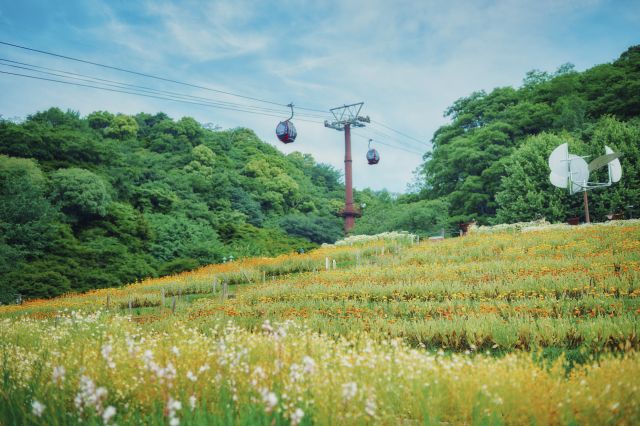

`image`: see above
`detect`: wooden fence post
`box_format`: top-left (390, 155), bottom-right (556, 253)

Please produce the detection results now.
top-left (222, 282), bottom-right (228, 301)
top-left (325, 257), bottom-right (330, 271)
top-left (106, 295), bottom-right (110, 310)
top-left (332, 259), bottom-right (337, 270)
top-left (161, 288), bottom-right (165, 307)
top-left (262, 271), bottom-right (266, 284)
top-left (171, 296), bottom-right (176, 314)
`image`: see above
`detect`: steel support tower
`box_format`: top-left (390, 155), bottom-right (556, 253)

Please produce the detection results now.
top-left (324, 102), bottom-right (370, 234)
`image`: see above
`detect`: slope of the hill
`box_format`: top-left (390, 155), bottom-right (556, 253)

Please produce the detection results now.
top-left (1, 222), bottom-right (639, 424)
top-left (0, 109), bottom-right (345, 301)
top-left (3, 220), bottom-right (639, 355)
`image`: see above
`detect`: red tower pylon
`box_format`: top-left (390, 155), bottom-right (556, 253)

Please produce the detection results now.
top-left (324, 102), bottom-right (370, 234)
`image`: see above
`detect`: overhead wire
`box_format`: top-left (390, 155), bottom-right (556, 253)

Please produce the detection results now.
top-left (2, 69), bottom-right (425, 159)
top-left (351, 131), bottom-right (424, 156)
top-left (0, 59), bottom-right (332, 120)
top-left (371, 119), bottom-right (428, 146)
top-left (0, 69), bottom-right (425, 156)
top-left (0, 70), bottom-right (326, 124)
top-left (0, 40), bottom-right (330, 114)
top-left (363, 125), bottom-right (428, 153)
top-left (0, 41), bottom-right (429, 151)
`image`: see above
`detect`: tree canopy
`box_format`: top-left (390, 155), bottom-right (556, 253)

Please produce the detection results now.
top-left (408, 45), bottom-right (640, 226)
top-left (0, 111), bottom-right (343, 300)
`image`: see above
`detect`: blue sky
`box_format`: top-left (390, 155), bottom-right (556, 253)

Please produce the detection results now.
top-left (0, 0), bottom-right (638, 192)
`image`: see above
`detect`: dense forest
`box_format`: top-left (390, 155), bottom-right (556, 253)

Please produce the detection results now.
top-left (2, 45), bottom-right (639, 301)
top-left (354, 45), bottom-right (640, 234)
top-left (0, 112), bottom-right (346, 301)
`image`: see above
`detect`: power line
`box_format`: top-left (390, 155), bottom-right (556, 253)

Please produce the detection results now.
top-left (0, 70), bottom-right (326, 124)
top-left (0, 59), bottom-right (331, 120)
top-left (0, 40), bottom-right (330, 114)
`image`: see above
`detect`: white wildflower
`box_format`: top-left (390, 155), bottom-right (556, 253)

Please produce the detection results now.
top-left (261, 320), bottom-right (274, 333)
top-left (101, 344), bottom-right (112, 360)
top-left (74, 375), bottom-right (108, 414)
top-left (31, 400), bottom-right (45, 417)
top-left (101, 344), bottom-right (116, 369)
top-left (186, 370), bottom-right (197, 382)
top-left (102, 405), bottom-right (116, 424)
top-left (611, 402), bottom-right (620, 411)
top-left (261, 390), bottom-right (278, 413)
top-left (167, 396), bottom-right (182, 426)
top-left (189, 395), bottom-right (197, 411)
top-left (169, 398), bottom-right (182, 411)
top-left (52, 365), bottom-right (65, 385)
top-left (302, 356), bottom-right (316, 374)
top-left (172, 346), bottom-right (180, 356)
top-left (342, 382), bottom-right (358, 401)
top-left (365, 397), bottom-right (377, 417)
top-left (290, 408), bottom-right (305, 425)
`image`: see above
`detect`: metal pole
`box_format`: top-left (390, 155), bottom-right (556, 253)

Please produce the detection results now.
top-left (344, 123), bottom-right (355, 233)
top-left (583, 191), bottom-right (590, 223)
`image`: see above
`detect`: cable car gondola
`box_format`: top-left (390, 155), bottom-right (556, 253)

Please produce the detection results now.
top-left (366, 139), bottom-right (380, 165)
top-left (276, 103), bottom-right (297, 144)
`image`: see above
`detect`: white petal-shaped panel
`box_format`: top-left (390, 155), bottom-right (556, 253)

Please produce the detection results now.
top-left (568, 154), bottom-right (589, 193)
top-left (548, 143), bottom-right (569, 177)
top-left (549, 172), bottom-right (568, 189)
top-left (605, 146), bottom-right (622, 183)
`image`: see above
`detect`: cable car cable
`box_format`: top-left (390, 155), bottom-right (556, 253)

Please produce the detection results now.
top-left (370, 119), bottom-right (428, 146)
top-left (0, 59), bottom-right (332, 120)
top-left (0, 42), bottom-right (432, 150)
top-left (364, 126), bottom-right (427, 153)
top-left (0, 70), bottom-right (326, 124)
top-left (0, 41), bottom-right (330, 114)
top-left (353, 128), bottom-right (425, 155)
top-left (351, 131), bottom-right (424, 156)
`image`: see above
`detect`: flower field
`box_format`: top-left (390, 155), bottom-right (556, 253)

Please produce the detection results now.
top-left (1, 222), bottom-right (640, 424)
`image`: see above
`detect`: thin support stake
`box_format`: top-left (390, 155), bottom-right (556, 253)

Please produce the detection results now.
top-left (222, 282), bottom-right (228, 301)
top-left (584, 191), bottom-right (591, 223)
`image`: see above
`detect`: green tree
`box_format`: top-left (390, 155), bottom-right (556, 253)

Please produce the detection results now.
top-left (104, 114), bottom-right (139, 140)
top-left (50, 168), bottom-right (112, 219)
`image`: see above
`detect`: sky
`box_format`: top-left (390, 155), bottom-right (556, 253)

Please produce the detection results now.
top-left (0, 0), bottom-right (638, 193)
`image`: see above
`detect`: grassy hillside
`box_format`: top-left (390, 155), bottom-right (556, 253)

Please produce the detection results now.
top-left (1, 221), bottom-right (639, 424)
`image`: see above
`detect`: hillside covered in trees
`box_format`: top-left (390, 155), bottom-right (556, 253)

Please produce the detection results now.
top-left (355, 45), bottom-right (640, 234)
top-left (0, 111), bottom-right (345, 301)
